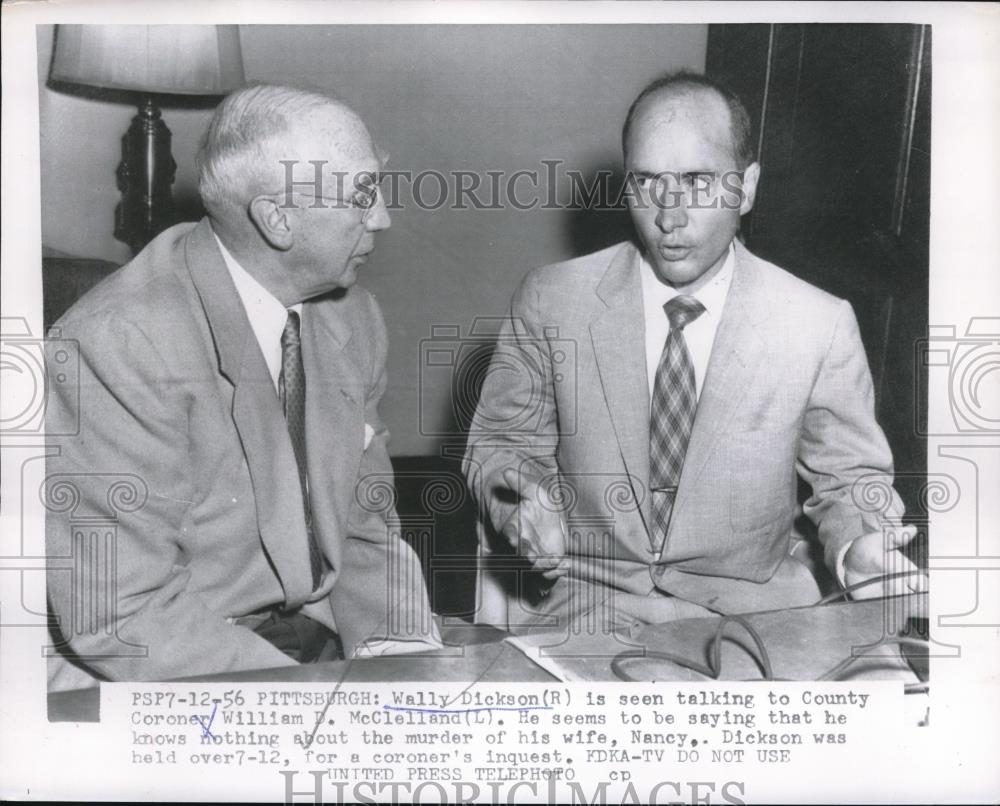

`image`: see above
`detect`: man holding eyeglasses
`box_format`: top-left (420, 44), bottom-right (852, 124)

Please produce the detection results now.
top-left (464, 72), bottom-right (925, 634)
top-left (45, 84), bottom-right (440, 690)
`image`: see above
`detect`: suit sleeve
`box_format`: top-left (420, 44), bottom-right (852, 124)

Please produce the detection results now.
top-left (45, 316), bottom-right (294, 682)
top-left (328, 295), bottom-right (440, 656)
top-left (796, 299), bottom-right (906, 575)
top-left (462, 272), bottom-right (561, 536)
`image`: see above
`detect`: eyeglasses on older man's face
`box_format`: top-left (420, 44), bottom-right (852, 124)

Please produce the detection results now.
top-left (274, 177), bottom-right (383, 222)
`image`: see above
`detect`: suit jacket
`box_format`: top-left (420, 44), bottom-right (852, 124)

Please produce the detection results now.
top-left (45, 219), bottom-right (436, 690)
top-left (464, 239), bottom-right (903, 628)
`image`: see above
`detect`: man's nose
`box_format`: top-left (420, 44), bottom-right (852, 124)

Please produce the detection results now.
top-left (365, 193), bottom-right (391, 232)
top-left (654, 189), bottom-right (688, 233)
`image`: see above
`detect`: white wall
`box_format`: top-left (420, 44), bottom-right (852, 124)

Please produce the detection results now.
top-left (38, 24), bottom-right (707, 454)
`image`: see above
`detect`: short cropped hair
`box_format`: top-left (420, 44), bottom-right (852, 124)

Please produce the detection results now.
top-left (621, 71), bottom-right (755, 168)
top-left (196, 83), bottom-right (342, 216)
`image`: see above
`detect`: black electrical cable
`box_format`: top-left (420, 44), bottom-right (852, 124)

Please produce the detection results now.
top-left (612, 614), bottom-right (780, 683)
top-left (610, 571), bottom-right (929, 689)
top-left (817, 569), bottom-right (926, 605)
top-left (816, 637), bottom-right (930, 681)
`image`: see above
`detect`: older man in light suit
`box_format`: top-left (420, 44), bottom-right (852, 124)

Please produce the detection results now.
top-left (45, 85), bottom-right (439, 690)
top-left (464, 73), bottom-right (924, 632)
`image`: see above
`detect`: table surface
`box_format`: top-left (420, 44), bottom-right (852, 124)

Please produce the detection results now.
top-left (48, 595), bottom-right (926, 722)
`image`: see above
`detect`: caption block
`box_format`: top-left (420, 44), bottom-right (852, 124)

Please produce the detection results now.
top-left (110, 681), bottom-right (903, 803)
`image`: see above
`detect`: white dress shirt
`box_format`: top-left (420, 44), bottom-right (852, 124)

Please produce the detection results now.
top-left (213, 232), bottom-right (302, 392)
top-left (638, 243), bottom-right (862, 581)
top-left (639, 242), bottom-right (735, 405)
top-left (213, 235), bottom-right (444, 650)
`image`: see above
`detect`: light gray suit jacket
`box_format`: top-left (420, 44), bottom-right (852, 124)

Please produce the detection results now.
top-left (464, 239), bottom-right (903, 628)
top-left (46, 219), bottom-right (436, 690)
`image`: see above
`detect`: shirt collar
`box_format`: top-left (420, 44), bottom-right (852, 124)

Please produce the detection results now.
top-left (212, 229), bottom-right (301, 321)
top-left (212, 229), bottom-right (301, 388)
top-left (638, 241), bottom-right (735, 317)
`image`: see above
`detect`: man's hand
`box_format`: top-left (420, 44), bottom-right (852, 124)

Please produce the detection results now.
top-left (499, 468), bottom-right (570, 580)
top-left (843, 524), bottom-right (928, 599)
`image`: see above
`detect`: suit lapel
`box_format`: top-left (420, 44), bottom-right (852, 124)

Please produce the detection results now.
top-left (183, 220), bottom-right (314, 608)
top-left (300, 298), bottom-right (364, 577)
top-left (589, 243), bottom-right (653, 529)
top-left (668, 240), bottom-right (768, 532)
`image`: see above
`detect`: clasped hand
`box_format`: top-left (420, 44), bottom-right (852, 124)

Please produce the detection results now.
top-left (843, 524), bottom-right (928, 599)
top-left (499, 468), bottom-right (570, 580)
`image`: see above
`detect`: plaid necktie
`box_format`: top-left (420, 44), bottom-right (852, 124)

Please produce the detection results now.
top-left (649, 295), bottom-right (705, 551)
top-left (278, 310), bottom-right (324, 590)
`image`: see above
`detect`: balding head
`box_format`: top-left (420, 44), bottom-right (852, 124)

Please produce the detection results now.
top-left (621, 71), bottom-right (761, 293)
top-left (196, 84), bottom-right (375, 222)
top-left (195, 83), bottom-right (390, 305)
top-left (622, 72), bottom-right (754, 168)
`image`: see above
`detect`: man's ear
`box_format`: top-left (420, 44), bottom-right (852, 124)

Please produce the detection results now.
top-left (248, 194), bottom-right (294, 251)
top-left (739, 161), bottom-right (761, 216)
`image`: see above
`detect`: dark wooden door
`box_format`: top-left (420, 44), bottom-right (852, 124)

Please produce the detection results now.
top-left (707, 23), bottom-right (930, 514)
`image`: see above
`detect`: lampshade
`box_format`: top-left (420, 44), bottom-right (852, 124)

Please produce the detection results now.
top-left (50, 24), bottom-right (245, 96)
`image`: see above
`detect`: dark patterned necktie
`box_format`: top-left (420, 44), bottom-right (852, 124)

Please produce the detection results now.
top-left (278, 310), bottom-right (324, 590)
top-left (649, 295), bottom-right (706, 551)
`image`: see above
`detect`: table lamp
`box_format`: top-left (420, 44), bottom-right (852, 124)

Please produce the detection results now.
top-left (49, 25), bottom-right (245, 253)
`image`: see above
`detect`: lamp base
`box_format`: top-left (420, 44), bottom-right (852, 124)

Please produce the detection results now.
top-left (114, 97), bottom-right (177, 255)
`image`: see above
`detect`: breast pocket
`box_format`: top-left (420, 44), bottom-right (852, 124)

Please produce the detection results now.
top-left (729, 427), bottom-right (798, 534)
